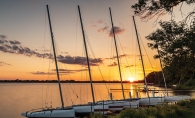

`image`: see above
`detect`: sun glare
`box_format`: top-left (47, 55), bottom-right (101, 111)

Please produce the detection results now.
top-left (128, 77), bottom-right (135, 82)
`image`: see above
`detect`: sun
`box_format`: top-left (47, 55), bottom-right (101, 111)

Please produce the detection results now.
top-left (128, 77), bottom-right (135, 82)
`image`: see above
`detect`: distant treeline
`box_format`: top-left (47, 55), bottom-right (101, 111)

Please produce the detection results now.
top-left (0, 79), bottom-right (145, 83)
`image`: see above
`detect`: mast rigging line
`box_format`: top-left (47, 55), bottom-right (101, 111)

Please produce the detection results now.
top-left (132, 16), bottom-right (149, 98)
top-left (46, 5), bottom-right (64, 108)
top-left (137, 32), bottom-right (155, 73)
top-left (116, 35), bottom-right (133, 76)
top-left (83, 27), bottom-right (110, 95)
top-left (78, 5), bottom-right (95, 104)
top-left (109, 7), bottom-right (125, 100)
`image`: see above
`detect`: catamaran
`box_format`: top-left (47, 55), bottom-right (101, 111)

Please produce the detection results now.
top-left (132, 16), bottom-right (162, 106)
top-left (21, 5), bottom-right (75, 118)
top-left (72, 5), bottom-right (109, 115)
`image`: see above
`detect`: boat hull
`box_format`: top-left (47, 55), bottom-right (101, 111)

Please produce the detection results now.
top-left (121, 100), bottom-right (139, 108)
top-left (73, 104), bottom-right (108, 115)
top-left (97, 101), bottom-right (123, 111)
top-left (164, 96), bottom-right (181, 103)
top-left (94, 104), bottom-right (109, 114)
top-left (177, 95), bottom-right (191, 100)
top-left (21, 109), bottom-right (75, 118)
top-left (139, 97), bottom-right (159, 106)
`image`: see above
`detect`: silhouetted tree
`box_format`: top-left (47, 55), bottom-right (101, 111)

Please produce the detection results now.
top-left (131, 0), bottom-right (195, 22)
top-left (146, 20), bottom-right (195, 84)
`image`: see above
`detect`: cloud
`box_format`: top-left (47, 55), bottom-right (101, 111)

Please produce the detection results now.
top-left (52, 69), bottom-right (88, 73)
top-left (57, 55), bottom-right (103, 66)
top-left (97, 20), bottom-right (103, 24)
top-left (106, 54), bottom-right (131, 60)
top-left (90, 25), bottom-right (97, 27)
top-left (31, 71), bottom-right (55, 75)
top-left (109, 27), bottom-right (125, 37)
top-left (0, 35), bottom-right (103, 66)
top-left (32, 1), bottom-right (36, 5)
top-left (0, 61), bottom-right (12, 66)
top-left (125, 65), bottom-right (137, 68)
top-left (9, 40), bottom-right (21, 44)
top-left (31, 69), bottom-right (88, 75)
top-left (0, 35), bottom-right (53, 58)
top-left (0, 35), bottom-right (6, 39)
top-left (98, 26), bottom-right (109, 33)
top-left (108, 62), bottom-right (118, 67)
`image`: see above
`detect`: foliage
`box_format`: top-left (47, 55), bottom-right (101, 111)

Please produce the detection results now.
top-left (91, 101), bottom-right (193, 118)
top-left (131, 0), bottom-right (195, 21)
top-left (145, 20), bottom-right (195, 85)
top-left (89, 112), bottom-right (104, 118)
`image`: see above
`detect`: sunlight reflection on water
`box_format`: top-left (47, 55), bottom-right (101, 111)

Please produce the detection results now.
top-left (0, 83), bottom-right (193, 118)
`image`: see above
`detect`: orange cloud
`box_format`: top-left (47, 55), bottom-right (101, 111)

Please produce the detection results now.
top-left (97, 20), bottom-right (103, 24)
top-left (109, 27), bottom-right (125, 37)
top-left (90, 25), bottom-right (97, 27)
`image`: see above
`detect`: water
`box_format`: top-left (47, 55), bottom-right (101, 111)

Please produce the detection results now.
top-left (0, 83), bottom-right (194, 118)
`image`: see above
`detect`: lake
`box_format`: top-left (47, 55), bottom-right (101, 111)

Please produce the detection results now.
top-left (0, 83), bottom-right (194, 118)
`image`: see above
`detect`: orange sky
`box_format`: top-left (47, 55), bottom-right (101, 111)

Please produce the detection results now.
top-left (0, 0), bottom-right (193, 81)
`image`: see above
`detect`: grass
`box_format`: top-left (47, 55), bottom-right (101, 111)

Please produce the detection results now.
top-left (88, 99), bottom-right (195, 118)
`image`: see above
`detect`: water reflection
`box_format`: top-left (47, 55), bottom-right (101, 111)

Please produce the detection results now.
top-left (0, 83), bottom-right (194, 118)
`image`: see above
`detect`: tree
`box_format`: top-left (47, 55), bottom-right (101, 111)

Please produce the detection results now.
top-left (131, 0), bottom-right (195, 22)
top-left (146, 20), bottom-right (195, 84)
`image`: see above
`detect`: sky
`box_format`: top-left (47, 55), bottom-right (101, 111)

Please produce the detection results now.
top-left (0, 0), bottom-right (193, 81)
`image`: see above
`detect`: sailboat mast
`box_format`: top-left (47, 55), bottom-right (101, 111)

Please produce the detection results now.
top-left (109, 7), bottom-right (125, 100)
top-left (132, 16), bottom-right (149, 98)
top-left (156, 42), bottom-right (168, 96)
top-left (46, 5), bottom-right (64, 108)
top-left (78, 5), bottom-right (95, 104)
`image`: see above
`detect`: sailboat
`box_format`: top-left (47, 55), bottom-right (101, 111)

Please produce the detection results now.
top-left (72, 5), bottom-right (109, 115)
top-left (132, 16), bottom-right (161, 106)
top-left (97, 8), bottom-right (139, 111)
top-left (21, 5), bottom-right (75, 118)
top-left (155, 37), bottom-right (190, 102)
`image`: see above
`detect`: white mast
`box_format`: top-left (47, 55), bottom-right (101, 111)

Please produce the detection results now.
top-left (46, 5), bottom-right (64, 108)
top-left (132, 16), bottom-right (149, 98)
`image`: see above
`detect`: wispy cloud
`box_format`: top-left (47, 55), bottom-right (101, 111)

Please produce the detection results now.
top-left (90, 25), bottom-right (97, 27)
top-left (57, 55), bottom-right (103, 66)
top-left (32, 1), bottom-right (36, 5)
top-left (0, 35), bottom-right (52, 58)
top-left (109, 27), bottom-right (125, 37)
top-left (125, 65), bottom-right (137, 68)
top-left (0, 61), bottom-right (12, 66)
top-left (97, 20), bottom-right (103, 24)
top-left (31, 69), bottom-right (88, 75)
top-left (0, 35), bottom-right (104, 66)
top-left (108, 62), bottom-right (118, 67)
top-left (98, 26), bottom-right (109, 33)
top-left (106, 54), bottom-right (131, 60)
top-left (31, 71), bottom-right (55, 75)
top-left (52, 69), bottom-right (88, 73)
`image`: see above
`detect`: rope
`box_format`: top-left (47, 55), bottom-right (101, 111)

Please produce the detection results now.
top-left (116, 35), bottom-right (133, 76)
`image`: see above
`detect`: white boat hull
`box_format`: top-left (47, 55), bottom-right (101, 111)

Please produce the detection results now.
top-left (94, 104), bottom-right (109, 114)
top-left (121, 100), bottom-right (139, 108)
top-left (97, 100), bottom-right (123, 111)
top-left (73, 104), bottom-right (109, 115)
top-left (176, 95), bottom-right (191, 100)
top-left (156, 97), bottom-right (164, 104)
top-left (139, 97), bottom-right (159, 106)
top-left (73, 105), bottom-right (93, 115)
top-left (164, 96), bottom-right (181, 103)
top-left (21, 109), bottom-right (75, 118)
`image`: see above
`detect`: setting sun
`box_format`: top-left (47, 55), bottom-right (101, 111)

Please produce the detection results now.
top-left (128, 77), bottom-right (135, 82)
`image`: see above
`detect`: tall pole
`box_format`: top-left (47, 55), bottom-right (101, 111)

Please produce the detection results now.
top-left (78, 5), bottom-right (95, 104)
top-left (109, 7), bottom-right (125, 100)
top-left (46, 5), bottom-right (64, 108)
top-left (132, 16), bottom-right (149, 98)
top-left (156, 42), bottom-right (168, 96)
